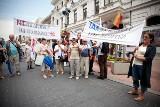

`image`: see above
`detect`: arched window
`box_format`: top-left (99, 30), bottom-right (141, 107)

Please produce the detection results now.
top-left (146, 15), bottom-right (160, 26)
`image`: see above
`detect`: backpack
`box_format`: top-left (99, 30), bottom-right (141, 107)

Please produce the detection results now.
top-left (6, 40), bottom-right (20, 56)
top-left (101, 42), bottom-right (109, 54)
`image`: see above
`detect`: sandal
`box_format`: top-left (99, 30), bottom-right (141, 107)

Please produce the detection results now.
top-left (0, 76), bottom-right (5, 79)
top-left (128, 90), bottom-right (138, 95)
top-left (134, 96), bottom-right (144, 101)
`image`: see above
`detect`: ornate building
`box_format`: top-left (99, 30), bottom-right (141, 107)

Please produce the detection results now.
top-left (50, 0), bottom-right (160, 32)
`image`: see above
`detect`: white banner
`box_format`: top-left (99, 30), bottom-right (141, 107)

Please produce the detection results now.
top-left (14, 19), bottom-right (61, 39)
top-left (82, 21), bottom-right (145, 46)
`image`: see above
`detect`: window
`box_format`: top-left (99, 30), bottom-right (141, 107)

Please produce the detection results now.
top-left (57, 20), bottom-right (58, 25)
top-left (146, 16), bottom-right (160, 26)
top-left (74, 9), bottom-right (77, 23)
top-left (67, 16), bottom-right (69, 26)
top-left (61, 17), bottom-right (63, 27)
top-left (61, 1), bottom-right (63, 7)
top-left (83, 4), bottom-right (87, 19)
top-left (57, 6), bottom-right (59, 10)
top-left (104, 0), bottom-right (113, 5)
top-left (52, 17), bottom-right (54, 25)
top-left (95, 0), bottom-right (99, 14)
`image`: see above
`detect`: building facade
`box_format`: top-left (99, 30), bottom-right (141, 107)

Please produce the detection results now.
top-left (50, 0), bottom-right (160, 55)
top-left (51, 0), bottom-right (160, 31)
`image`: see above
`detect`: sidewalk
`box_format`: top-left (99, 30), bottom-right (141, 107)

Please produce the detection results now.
top-left (93, 59), bottom-right (160, 95)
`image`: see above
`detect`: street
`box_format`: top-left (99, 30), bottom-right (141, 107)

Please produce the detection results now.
top-left (0, 60), bottom-right (160, 107)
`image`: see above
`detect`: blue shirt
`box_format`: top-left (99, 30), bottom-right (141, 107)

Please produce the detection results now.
top-left (10, 42), bottom-right (18, 56)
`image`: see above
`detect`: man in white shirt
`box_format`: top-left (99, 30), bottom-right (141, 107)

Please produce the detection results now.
top-left (95, 42), bottom-right (109, 80)
top-left (76, 33), bottom-right (83, 45)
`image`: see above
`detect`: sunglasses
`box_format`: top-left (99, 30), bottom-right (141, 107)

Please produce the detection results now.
top-left (143, 36), bottom-right (150, 39)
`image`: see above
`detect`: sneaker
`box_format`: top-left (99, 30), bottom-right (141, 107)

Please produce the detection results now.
top-left (0, 76), bottom-right (5, 79)
top-left (49, 74), bottom-right (54, 77)
top-left (56, 71), bottom-right (59, 74)
top-left (30, 67), bottom-right (34, 69)
top-left (17, 72), bottom-right (21, 76)
top-left (88, 72), bottom-right (94, 75)
top-left (97, 76), bottom-right (104, 80)
top-left (104, 76), bottom-right (107, 79)
top-left (85, 76), bottom-right (88, 79)
top-left (76, 77), bottom-right (79, 80)
top-left (10, 74), bottom-right (14, 77)
top-left (69, 76), bottom-right (74, 79)
top-left (61, 72), bottom-right (64, 75)
top-left (43, 75), bottom-right (47, 79)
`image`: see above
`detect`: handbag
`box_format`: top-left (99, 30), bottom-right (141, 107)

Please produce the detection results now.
top-left (59, 52), bottom-right (68, 62)
top-left (35, 54), bottom-right (44, 65)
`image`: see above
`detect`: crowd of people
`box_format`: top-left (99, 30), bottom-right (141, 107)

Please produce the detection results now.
top-left (0, 32), bottom-right (157, 101)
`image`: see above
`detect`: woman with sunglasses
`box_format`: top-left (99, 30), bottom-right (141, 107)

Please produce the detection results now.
top-left (128, 32), bottom-right (156, 101)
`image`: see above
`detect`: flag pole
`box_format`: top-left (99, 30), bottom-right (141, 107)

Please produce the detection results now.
top-left (99, 17), bottom-right (102, 27)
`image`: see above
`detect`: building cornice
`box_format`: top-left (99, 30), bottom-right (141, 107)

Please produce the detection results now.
top-left (51, 0), bottom-right (59, 5)
top-left (123, 0), bottom-right (160, 13)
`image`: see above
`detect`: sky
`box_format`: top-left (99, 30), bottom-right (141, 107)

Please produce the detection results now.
top-left (0, 0), bottom-right (53, 40)
top-left (0, 0), bottom-right (53, 21)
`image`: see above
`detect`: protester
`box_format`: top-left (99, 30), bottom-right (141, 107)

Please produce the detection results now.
top-left (54, 40), bottom-right (65, 74)
top-left (24, 40), bottom-right (34, 70)
top-left (68, 38), bottom-right (81, 80)
top-left (6, 34), bottom-right (21, 76)
top-left (76, 33), bottom-right (83, 45)
top-left (94, 42), bottom-right (109, 80)
top-left (89, 41), bottom-right (97, 75)
top-left (36, 38), bottom-right (54, 78)
top-left (128, 32), bottom-right (156, 101)
top-left (52, 39), bottom-right (57, 64)
top-left (80, 39), bottom-right (91, 79)
top-left (17, 39), bottom-right (23, 62)
top-left (0, 38), bottom-right (6, 79)
top-left (62, 40), bottom-right (69, 66)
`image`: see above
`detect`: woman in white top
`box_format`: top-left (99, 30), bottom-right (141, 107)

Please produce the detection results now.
top-left (128, 32), bottom-right (156, 101)
top-left (36, 38), bottom-right (54, 79)
top-left (54, 40), bottom-right (65, 74)
top-left (24, 40), bottom-right (34, 70)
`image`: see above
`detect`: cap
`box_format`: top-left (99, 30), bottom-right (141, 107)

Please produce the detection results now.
top-left (83, 39), bottom-right (87, 42)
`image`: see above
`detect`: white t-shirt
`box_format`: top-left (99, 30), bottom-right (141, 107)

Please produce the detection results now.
top-left (24, 44), bottom-right (32, 56)
top-left (133, 45), bottom-right (147, 65)
top-left (96, 42), bottom-right (104, 55)
top-left (54, 44), bottom-right (65, 59)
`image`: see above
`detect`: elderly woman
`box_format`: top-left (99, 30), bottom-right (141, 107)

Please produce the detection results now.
top-left (128, 32), bottom-right (156, 101)
top-left (54, 40), bottom-right (65, 74)
top-left (24, 40), bottom-right (34, 70)
top-left (36, 38), bottom-right (54, 79)
top-left (0, 38), bottom-right (6, 79)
